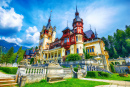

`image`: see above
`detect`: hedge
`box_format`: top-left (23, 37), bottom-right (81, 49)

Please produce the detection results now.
top-left (0, 67), bottom-right (18, 74)
top-left (74, 67), bottom-right (78, 72)
top-left (87, 71), bottom-right (98, 77)
top-left (87, 71), bottom-right (110, 78)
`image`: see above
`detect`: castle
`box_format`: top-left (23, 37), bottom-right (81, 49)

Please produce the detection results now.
top-left (35, 6), bottom-right (109, 70)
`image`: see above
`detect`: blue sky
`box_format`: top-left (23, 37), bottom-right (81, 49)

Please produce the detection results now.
top-left (0, 0), bottom-right (130, 47)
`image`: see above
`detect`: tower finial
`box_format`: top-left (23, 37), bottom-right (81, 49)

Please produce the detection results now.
top-left (76, 5), bottom-right (78, 12)
top-left (49, 10), bottom-right (52, 22)
top-left (90, 24), bottom-right (91, 30)
top-left (67, 20), bottom-right (68, 27)
top-left (95, 28), bottom-right (98, 38)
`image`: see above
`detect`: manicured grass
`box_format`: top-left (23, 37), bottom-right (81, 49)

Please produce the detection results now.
top-left (86, 73), bottom-right (130, 81)
top-left (24, 79), bottom-right (109, 87)
top-left (0, 67), bottom-right (18, 74)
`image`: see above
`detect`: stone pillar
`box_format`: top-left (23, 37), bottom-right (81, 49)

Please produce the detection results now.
top-left (19, 75), bottom-right (27, 87)
top-left (47, 53), bottom-right (48, 60)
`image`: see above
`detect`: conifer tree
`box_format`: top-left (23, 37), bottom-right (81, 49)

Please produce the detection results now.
top-left (113, 47), bottom-right (118, 58)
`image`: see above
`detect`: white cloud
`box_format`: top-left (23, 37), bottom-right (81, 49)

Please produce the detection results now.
top-left (0, 0), bottom-right (11, 7)
top-left (22, 26), bottom-right (40, 47)
top-left (2, 37), bottom-right (22, 44)
top-left (26, 26), bottom-right (38, 34)
top-left (0, 7), bottom-right (24, 31)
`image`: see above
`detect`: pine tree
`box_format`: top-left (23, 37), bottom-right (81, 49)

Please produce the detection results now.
top-left (113, 47), bottom-right (118, 58)
top-left (6, 47), bottom-right (14, 63)
top-left (122, 45), bottom-right (127, 57)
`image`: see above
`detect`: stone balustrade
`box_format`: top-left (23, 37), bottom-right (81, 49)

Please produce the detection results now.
top-left (25, 66), bottom-right (46, 75)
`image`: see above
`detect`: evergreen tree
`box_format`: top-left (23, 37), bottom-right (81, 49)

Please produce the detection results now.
top-left (113, 47), bottom-right (118, 58)
top-left (17, 46), bottom-right (25, 63)
top-left (122, 45), bottom-right (127, 57)
top-left (6, 47), bottom-right (14, 63)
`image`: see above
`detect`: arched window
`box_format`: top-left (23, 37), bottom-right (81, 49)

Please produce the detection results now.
top-left (88, 49), bottom-right (89, 53)
top-left (90, 49), bottom-right (91, 52)
top-left (77, 48), bottom-right (79, 53)
top-left (92, 48), bottom-right (94, 52)
top-left (76, 36), bottom-right (78, 41)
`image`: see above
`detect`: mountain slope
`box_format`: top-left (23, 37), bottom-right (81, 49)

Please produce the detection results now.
top-left (0, 40), bottom-right (29, 53)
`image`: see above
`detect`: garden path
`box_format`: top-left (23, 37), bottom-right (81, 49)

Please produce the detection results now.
top-left (80, 78), bottom-right (130, 87)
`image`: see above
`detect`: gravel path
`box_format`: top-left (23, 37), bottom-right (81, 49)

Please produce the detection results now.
top-left (80, 78), bottom-right (130, 87)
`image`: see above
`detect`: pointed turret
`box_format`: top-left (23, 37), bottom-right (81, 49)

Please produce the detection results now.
top-left (95, 29), bottom-right (98, 38)
top-left (46, 11), bottom-right (52, 29)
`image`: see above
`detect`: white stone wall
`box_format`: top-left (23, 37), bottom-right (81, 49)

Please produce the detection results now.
top-left (85, 42), bottom-right (101, 54)
top-left (70, 45), bottom-right (74, 54)
top-left (61, 47), bottom-right (65, 56)
top-left (52, 31), bottom-right (56, 42)
top-left (76, 44), bottom-right (83, 54)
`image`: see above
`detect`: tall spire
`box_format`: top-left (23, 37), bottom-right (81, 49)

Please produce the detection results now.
top-left (76, 5), bottom-right (78, 13)
top-left (67, 20), bottom-right (68, 27)
top-left (95, 28), bottom-right (98, 38)
top-left (75, 5), bottom-right (79, 16)
top-left (48, 10), bottom-right (52, 22)
top-left (90, 24), bottom-right (91, 30)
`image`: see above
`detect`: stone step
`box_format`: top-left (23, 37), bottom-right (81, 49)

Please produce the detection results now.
top-left (0, 78), bottom-right (14, 81)
top-left (0, 83), bottom-right (17, 87)
top-left (48, 80), bottom-right (66, 83)
top-left (0, 80), bottom-right (15, 84)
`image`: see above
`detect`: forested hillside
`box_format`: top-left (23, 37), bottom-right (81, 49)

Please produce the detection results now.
top-left (102, 25), bottom-right (130, 58)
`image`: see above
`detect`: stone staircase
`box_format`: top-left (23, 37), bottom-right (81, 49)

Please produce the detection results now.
top-left (0, 78), bottom-right (17, 87)
top-left (96, 66), bottom-right (113, 74)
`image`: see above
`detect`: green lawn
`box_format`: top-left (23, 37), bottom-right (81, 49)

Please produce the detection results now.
top-left (24, 79), bottom-right (109, 87)
top-left (86, 73), bottom-right (130, 81)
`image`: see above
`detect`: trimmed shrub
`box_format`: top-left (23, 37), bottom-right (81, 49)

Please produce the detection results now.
top-left (65, 54), bottom-right (81, 61)
top-left (74, 67), bottom-right (78, 72)
top-left (87, 71), bottom-right (98, 78)
top-left (110, 63), bottom-right (116, 73)
top-left (0, 67), bottom-right (18, 74)
top-left (100, 72), bottom-right (110, 77)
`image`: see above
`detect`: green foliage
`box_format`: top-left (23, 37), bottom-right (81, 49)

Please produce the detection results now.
top-left (74, 67), bottom-right (78, 72)
top-left (111, 62), bottom-right (114, 65)
top-left (102, 25), bottom-right (130, 58)
top-left (62, 65), bottom-right (69, 68)
top-left (35, 46), bottom-right (38, 51)
top-left (17, 46), bottom-right (25, 63)
top-left (83, 47), bottom-right (92, 59)
top-left (87, 71), bottom-right (98, 78)
top-left (100, 72), bottom-right (110, 77)
top-left (65, 54), bottom-right (81, 61)
top-left (0, 67), bottom-right (18, 74)
top-left (39, 79), bottom-right (47, 83)
top-left (113, 47), bottom-right (118, 58)
top-left (110, 63), bottom-right (115, 73)
top-left (10, 53), bottom-right (17, 63)
top-left (6, 47), bottom-right (14, 63)
top-left (30, 58), bottom-right (34, 64)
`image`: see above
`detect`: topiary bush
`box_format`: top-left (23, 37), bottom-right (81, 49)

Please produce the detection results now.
top-left (110, 63), bottom-right (116, 73)
top-left (74, 67), bottom-right (78, 72)
top-left (65, 54), bottom-right (81, 61)
top-left (87, 71), bottom-right (98, 78)
top-left (100, 72), bottom-right (110, 77)
top-left (0, 67), bottom-right (18, 74)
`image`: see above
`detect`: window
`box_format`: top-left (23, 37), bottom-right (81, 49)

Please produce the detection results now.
top-left (90, 49), bottom-right (91, 52)
top-left (76, 36), bottom-right (78, 41)
top-left (64, 38), bottom-right (67, 43)
top-left (67, 37), bottom-right (69, 42)
top-left (78, 23), bottom-right (80, 25)
top-left (77, 48), bottom-right (79, 53)
top-left (47, 43), bottom-right (49, 45)
top-left (92, 48), bottom-right (94, 52)
top-left (88, 49), bottom-right (89, 53)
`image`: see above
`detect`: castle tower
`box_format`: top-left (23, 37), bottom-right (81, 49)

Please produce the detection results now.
top-left (52, 26), bottom-right (56, 42)
top-left (72, 6), bottom-right (84, 55)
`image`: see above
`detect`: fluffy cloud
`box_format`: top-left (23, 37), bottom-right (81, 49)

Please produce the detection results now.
top-left (26, 26), bottom-right (38, 34)
top-left (2, 37), bottom-right (23, 45)
top-left (0, 0), bottom-right (11, 7)
top-left (0, 7), bottom-right (24, 36)
top-left (21, 26), bottom-right (40, 47)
